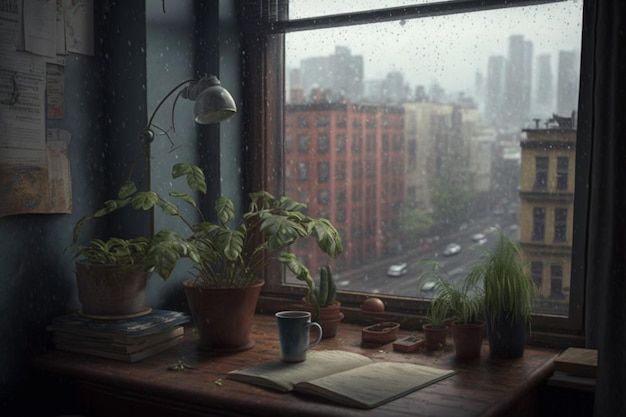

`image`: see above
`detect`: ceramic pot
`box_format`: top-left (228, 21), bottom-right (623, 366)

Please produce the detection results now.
top-left (451, 321), bottom-right (485, 360)
top-left (422, 324), bottom-right (449, 351)
top-left (184, 279), bottom-right (264, 351)
top-left (75, 261), bottom-right (151, 318)
top-left (486, 313), bottom-right (527, 358)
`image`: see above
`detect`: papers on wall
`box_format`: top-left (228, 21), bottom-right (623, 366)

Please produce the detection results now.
top-left (0, 0), bottom-right (93, 216)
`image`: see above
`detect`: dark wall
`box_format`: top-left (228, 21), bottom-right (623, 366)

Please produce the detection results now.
top-left (0, 2), bottom-right (148, 413)
top-left (0, 2), bottom-right (242, 414)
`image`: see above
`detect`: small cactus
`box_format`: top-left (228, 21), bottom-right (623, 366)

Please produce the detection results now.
top-left (318, 265), bottom-right (337, 307)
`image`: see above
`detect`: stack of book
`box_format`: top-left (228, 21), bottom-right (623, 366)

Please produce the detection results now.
top-left (47, 309), bottom-right (190, 363)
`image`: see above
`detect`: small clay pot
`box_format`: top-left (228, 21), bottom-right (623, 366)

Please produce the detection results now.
top-left (361, 322), bottom-right (400, 344)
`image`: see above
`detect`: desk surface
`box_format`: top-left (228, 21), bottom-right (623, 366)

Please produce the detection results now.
top-left (33, 314), bottom-right (558, 417)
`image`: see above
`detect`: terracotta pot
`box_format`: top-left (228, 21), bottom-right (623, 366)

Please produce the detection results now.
top-left (183, 279), bottom-right (264, 351)
top-left (301, 299), bottom-right (343, 339)
top-left (451, 321), bottom-right (485, 360)
top-left (75, 261), bottom-right (151, 318)
top-left (422, 324), bottom-right (449, 351)
top-left (362, 322), bottom-right (400, 344)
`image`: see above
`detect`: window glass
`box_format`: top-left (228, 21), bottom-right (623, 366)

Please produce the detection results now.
top-left (280, 0), bottom-right (583, 319)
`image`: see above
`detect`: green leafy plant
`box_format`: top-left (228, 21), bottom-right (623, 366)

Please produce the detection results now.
top-left (417, 260), bottom-right (483, 325)
top-left (74, 163), bottom-right (344, 288)
top-left (68, 237), bottom-right (150, 265)
top-left (465, 230), bottom-right (538, 328)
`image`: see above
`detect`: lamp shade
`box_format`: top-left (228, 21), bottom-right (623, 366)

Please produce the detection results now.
top-left (194, 85), bottom-right (237, 124)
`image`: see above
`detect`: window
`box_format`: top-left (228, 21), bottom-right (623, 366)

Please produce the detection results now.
top-left (316, 114), bottom-right (330, 127)
top-left (532, 207), bottom-right (546, 241)
top-left (556, 157), bottom-right (569, 191)
top-left (554, 208), bottom-right (567, 242)
top-left (317, 134), bottom-right (329, 153)
top-left (298, 135), bottom-right (309, 153)
top-left (318, 161), bottom-right (329, 183)
top-left (535, 156), bottom-right (548, 190)
top-left (318, 189), bottom-right (330, 205)
top-left (335, 160), bottom-right (346, 180)
top-left (297, 162), bottom-right (308, 181)
top-left (336, 134), bottom-right (346, 153)
top-left (531, 261), bottom-right (543, 289)
top-left (244, 0), bottom-right (585, 340)
top-left (550, 264), bottom-right (564, 299)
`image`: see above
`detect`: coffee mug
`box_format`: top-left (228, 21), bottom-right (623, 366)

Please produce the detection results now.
top-left (275, 311), bottom-right (323, 362)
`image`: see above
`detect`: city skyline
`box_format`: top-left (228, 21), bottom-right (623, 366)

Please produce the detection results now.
top-left (286, 1), bottom-right (583, 99)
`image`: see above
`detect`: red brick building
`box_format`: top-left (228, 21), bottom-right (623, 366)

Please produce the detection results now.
top-left (284, 102), bottom-right (405, 273)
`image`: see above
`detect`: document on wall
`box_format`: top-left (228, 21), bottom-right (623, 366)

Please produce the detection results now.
top-left (64, 0), bottom-right (94, 56)
top-left (23, 0), bottom-right (57, 58)
top-left (0, 0), bottom-right (22, 53)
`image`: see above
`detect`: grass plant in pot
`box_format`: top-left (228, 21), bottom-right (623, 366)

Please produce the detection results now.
top-left (299, 265), bottom-right (343, 339)
top-left (422, 297), bottom-right (450, 351)
top-left (466, 231), bottom-right (538, 358)
top-left (137, 163), bottom-right (344, 351)
top-left (417, 261), bottom-right (484, 360)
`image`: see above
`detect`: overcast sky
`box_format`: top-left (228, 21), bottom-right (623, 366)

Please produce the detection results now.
top-left (286, 0), bottom-right (583, 94)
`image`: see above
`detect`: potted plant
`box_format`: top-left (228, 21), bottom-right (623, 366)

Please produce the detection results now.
top-left (299, 265), bottom-right (343, 339)
top-left (422, 296), bottom-right (450, 351)
top-left (68, 178), bottom-right (154, 318)
top-left (417, 261), bottom-right (484, 360)
top-left (465, 231), bottom-right (538, 358)
top-left (140, 163), bottom-right (343, 351)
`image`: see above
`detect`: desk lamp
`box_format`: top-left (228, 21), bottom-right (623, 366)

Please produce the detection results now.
top-left (137, 75), bottom-right (237, 145)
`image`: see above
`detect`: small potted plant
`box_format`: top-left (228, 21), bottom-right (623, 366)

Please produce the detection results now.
top-left (465, 231), bottom-right (538, 358)
top-left (417, 261), bottom-right (484, 360)
top-left (69, 178), bottom-right (154, 318)
top-left (299, 265), bottom-right (343, 338)
top-left (422, 296), bottom-right (450, 351)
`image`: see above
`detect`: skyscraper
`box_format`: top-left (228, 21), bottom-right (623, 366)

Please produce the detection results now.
top-left (556, 50), bottom-right (579, 117)
top-left (503, 35), bottom-right (534, 128)
top-left (535, 54), bottom-right (554, 118)
top-left (485, 55), bottom-right (506, 127)
top-left (300, 46), bottom-right (364, 102)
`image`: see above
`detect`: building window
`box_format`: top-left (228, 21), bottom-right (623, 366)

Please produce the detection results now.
top-left (336, 187), bottom-right (346, 203)
top-left (351, 134), bottom-right (362, 154)
top-left (318, 161), bottom-right (329, 183)
top-left (298, 135), bottom-right (309, 153)
top-left (317, 134), bottom-right (329, 153)
top-left (556, 157), bottom-right (569, 191)
top-left (317, 189), bottom-right (330, 205)
top-left (532, 207), bottom-right (546, 241)
top-left (534, 156), bottom-right (548, 190)
top-left (531, 261), bottom-right (543, 289)
top-left (336, 207), bottom-right (346, 223)
top-left (316, 114), bottom-right (330, 127)
top-left (298, 116), bottom-right (308, 128)
top-left (550, 264), bottom-right (564, 299)
top-left (335, 160), bottom-right (346, 180)
top-left (336, 134), bottom-right (346, 153)
top-left (336, 116), bottom-right (346, 128)
top-left (297, 162), bottom-right (308, 181)
top-left (554, 208), bottom-right (567, 242)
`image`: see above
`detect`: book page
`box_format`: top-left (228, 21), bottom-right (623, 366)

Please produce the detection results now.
top-left (227, 350), bottom-right (373, 392)
top-left (294, 361), bottom-right (456, 409)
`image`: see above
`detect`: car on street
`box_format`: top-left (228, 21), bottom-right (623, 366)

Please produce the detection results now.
top-left (442, 243), bottom-right (461, 256)
top-left (387, 262), bottom-right (408, 277)
top-left (420, 279), bottom-right (437, 292)
top-left (471, 233), bottom-right (486, 242)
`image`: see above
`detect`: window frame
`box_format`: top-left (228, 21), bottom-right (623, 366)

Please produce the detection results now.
top-left (240, 0), bottom-right (589, 346)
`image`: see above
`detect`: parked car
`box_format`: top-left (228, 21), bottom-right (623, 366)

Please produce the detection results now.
top-left (442, 243), bottom-right (461, 256)
top-left (387, 263), bottom-right (408, 277)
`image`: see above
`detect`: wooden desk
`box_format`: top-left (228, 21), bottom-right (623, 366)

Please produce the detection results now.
top-left (33, 314), bottom-right (558, 417)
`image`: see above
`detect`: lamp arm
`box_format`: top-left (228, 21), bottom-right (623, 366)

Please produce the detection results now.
top-left (147, 78), bottom-right (198, 128)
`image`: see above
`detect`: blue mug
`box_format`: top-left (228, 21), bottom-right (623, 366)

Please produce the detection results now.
top-left (275, 311), bottom-right (323, 362)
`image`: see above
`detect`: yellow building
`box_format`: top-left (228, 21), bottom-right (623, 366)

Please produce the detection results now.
top-left (519, 119), bottom-right (576, 311)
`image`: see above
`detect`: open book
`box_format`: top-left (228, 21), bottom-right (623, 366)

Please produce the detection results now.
top-left (227, 350), bottom-right (456, 409)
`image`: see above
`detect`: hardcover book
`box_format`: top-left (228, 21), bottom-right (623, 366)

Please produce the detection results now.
top-left (47, 309), bottom-right (189, 338)
top-left (227, 350), bottom-right (456, 409)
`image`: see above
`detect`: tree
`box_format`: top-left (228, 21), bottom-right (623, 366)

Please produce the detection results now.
top-left (398, 205), bottom-right (434, 248)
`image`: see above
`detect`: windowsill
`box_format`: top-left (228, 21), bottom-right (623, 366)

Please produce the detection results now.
top-left (33, 313), bottom-right (559, 417)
